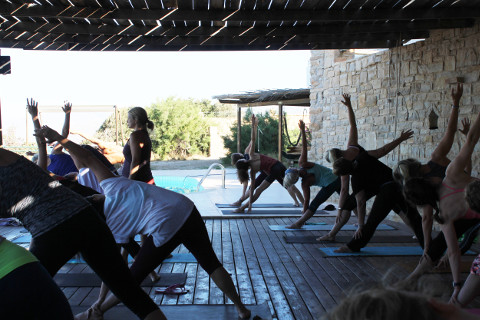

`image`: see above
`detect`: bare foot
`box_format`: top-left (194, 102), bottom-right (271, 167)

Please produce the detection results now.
top-left (334, 246), bottom-right (353, 253)
top-left (316, 234), bottom-right (335, 242)
top-left (293, 202), bottom-right (300, 207)
top-left (286, 222), bottom-right (304, 229)
top-left (233, 207), bottom-right (245, 213)
top-left (231, 200), bottom-right (242, 206)
top-left (150, 271), bottom-right (160, 282)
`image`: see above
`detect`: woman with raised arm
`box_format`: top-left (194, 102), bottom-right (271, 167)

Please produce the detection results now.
top-left (0, 102), bottom-right (165, 320)
top-left (404, 108), bottom-right (480, 304)
top-left (395, 83), bottom-right (468, 256)
top-left (324, 94), bottom-right (422, 253)
top-left (232, 114), bottom-right (304, 213)
top-left (36, 126), bottom-right (252, 320)
top-left (283, 119), bottom-right (357, 231)
top-left (122, 107), bottom-right (155, 184)
top-left (397, 84), bottom-right (480, 283)
top-left (47, 101), bottom-right (78, 176)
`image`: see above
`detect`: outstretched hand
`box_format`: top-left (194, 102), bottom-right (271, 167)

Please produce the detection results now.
top-left (451, 83), bottom-right (463, 106)
top-left (298, 119), bottom-right (305, 131)
top-left (26, 98), bottom-right (39, 117)
top-left (62, 101), bottom-right (72, 114)
top-left (341, 93), bottom-right (351, 107)
top-left (398, 129), bottom-right (414, 142)
top-left (459, 118), bottom-right (471, 136)
top-left (34, 125), bottom-right (62, 143)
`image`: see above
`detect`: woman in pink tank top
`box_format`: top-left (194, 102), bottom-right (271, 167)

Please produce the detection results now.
top-left (416, 107), bottom-right (480, 305)
top-left (231, 114), bottom-right (304, 213)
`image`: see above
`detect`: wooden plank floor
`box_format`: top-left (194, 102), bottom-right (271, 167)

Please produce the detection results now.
top-left (2, 216), bottom-right (480, 320)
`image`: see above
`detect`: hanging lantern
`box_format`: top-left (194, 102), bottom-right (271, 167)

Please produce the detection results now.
top-left (429, 109), bottom-right (439, 130)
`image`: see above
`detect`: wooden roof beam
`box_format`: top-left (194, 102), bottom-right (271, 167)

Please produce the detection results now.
top-left (1, 4), bottom-right (480, 23)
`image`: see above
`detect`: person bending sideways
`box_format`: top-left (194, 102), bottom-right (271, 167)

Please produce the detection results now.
top-left (36, 125), bottom-right (252, 320)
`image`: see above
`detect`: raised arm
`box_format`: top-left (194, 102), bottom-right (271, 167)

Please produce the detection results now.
top-left (298, 120), bottom-right (314, 168)
top-left (70, 131), bottom-right (109, 150)
top-left (367, 129), bottom-right (414, 159)
top-left (61, 101), bottom-right (72, 138)
top-left (27, 98), bottom-right (48, 171)
top-left (248, 114), bottom-right (257, 158)
top-left (342, 94), bottom-right (358, 147)
top-left (36, 126), bottom-right (115, 183)
top-left (446, 109), bottom-right (480, 180)
top-left (431, 83), bottom-right (463, 165)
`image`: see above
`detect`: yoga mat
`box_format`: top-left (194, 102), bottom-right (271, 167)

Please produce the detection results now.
top-left (71, 303), bottom-right (272, 320)
top-left (216, 203), bottom-right (299, 208)
top-left (67, 253), bottom-right (196, 264)
top-left (269, 224), bottom-right (396, 231)
top-left (12, 234), bottom-right (32, 244)
top-left (54, 273), bottom-right (187, 287)
top-left (284, 235), bottom-right (418, 244)
top-left (12, 234), bottom-right (143, 244)
top-left (319, 246), bottom-right (477, 257)
top-left (163, 253), bottom-right (197, 263)
top-left (221, 209), bottom-right (303, 215)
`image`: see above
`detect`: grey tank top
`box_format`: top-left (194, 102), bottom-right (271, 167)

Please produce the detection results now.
top-left (0, 157), bottom-right (90, 237)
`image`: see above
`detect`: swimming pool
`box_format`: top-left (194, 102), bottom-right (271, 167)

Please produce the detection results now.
top-left (153, 176), bottom-right (204, 194)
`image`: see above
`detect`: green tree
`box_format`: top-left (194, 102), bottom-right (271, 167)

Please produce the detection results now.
top-left (223, 109), bottom-right (292, 159)
top-left (148, 97), bottom-right (210, 159)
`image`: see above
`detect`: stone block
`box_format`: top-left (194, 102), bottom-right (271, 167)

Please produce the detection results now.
top-left (444, 56), bottom-right (456, 71)
top-left (340, 74), bottom-right (348, 86)
top-left (427, 62), bottom-right (444, 73)
top-left (366, 95), bottom-right (378, 106)
top-left (360, 71), bottom-right (368, 83)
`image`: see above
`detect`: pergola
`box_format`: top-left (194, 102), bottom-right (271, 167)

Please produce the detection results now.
top-left (0, 1), bottom-right (479, 145)
top-left (214, 88), bottom-right (310, 162)
top-left (0, 1), bottom-right (478, 51)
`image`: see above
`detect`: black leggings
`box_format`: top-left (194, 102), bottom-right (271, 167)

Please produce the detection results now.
top-left (130, 207), bottom-right (222, 283)
top-left (427, 219), bottom-right (480, 262)
top-left (347, 181), bottom-right (424, 252)
top-left (29, 207), bottom-right (158, 319)
top-left (254, 161), bottom-right (286, 187)
top-left (0, 262), bottom-right (73, 320)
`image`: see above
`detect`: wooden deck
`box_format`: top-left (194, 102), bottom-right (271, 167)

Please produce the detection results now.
top-left (2, 216), bottom-right (479, 320)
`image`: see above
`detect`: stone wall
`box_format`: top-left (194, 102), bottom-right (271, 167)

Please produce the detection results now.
top-left (309, 23), bottom-right (480, 211)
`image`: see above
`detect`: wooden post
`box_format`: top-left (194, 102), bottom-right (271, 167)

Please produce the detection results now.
top-left (114, 106), bottom-right (119, 145)
top-left (278, 103), bottom-right (283, 162)
top-left (237, 105), bottom-right (241, 153)
top-left (118, 106), bottom-right (125, 145)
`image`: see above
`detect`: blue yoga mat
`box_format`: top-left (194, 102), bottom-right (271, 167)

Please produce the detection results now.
top-left (13, 234), bottom-right (143, 244)
top-left (222, 209), bottom-right (303, 215)
top-left (67, 253), bottom-right (196, 264)
top-left (216, 203), bottom-right (299, 208)
top-left (319, 246), bottom-right (477, 257)
top-left (269, 224), bottom-right (395, 231)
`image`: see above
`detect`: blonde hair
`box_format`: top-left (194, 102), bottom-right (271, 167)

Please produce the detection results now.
top-left (283, 169), bottom-right (299, 189)
top-left (324, 285), bottom-right (439, 320)
top-left (393, 158), bottom-right (422, 187)
top-left (325, 148), bottom-right (343, 163)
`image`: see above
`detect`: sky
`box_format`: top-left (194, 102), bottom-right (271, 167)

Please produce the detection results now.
top-left (0, 49), bottom-right (311, 144)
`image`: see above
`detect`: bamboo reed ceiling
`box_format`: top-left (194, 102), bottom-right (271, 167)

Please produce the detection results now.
top-left (0, 0), bottom-right (478, 51)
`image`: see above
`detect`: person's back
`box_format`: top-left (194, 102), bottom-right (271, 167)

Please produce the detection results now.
top-left (48, 152), bottom-right (78, 176)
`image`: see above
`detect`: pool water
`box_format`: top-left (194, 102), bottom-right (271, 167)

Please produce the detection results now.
top-left (153, 176), bottom-right (204, 194)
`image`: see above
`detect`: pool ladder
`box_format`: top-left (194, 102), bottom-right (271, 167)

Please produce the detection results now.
top-left (193, 163), bottom-right (226, 191)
